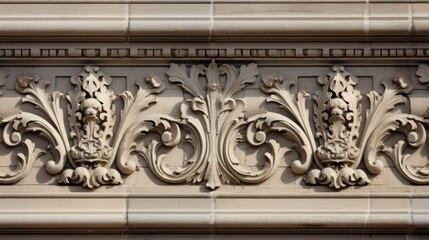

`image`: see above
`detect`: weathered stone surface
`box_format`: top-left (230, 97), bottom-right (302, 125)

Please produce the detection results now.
top-left (1, 1), bottom-right (429, 238)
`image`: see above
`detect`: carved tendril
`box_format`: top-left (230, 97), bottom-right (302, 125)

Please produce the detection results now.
top-left (0, 66), bottom-right (166, 189)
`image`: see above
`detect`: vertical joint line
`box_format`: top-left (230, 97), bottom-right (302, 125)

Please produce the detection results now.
top-left (409, 3), bottom-right (414, 41)
top-left (364, 0), bottom-right (370, 41)
top-left (209, 0), bottom-right (214, 42)
top-left (210, 191), bottom-right (215, 234)
top-left (408, 198), bottom-right (413, 235)
top-left (126, 0), bottom-right (130, 42)
top-left (124, 194), bottom-right (129, 234)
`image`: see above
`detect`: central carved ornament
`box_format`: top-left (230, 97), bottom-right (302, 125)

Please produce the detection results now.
top-left (0, 63), bottom-right (429, 190)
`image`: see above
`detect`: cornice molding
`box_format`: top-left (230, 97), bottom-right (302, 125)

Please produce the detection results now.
top-left (0, 1), bottom-right (429, 41)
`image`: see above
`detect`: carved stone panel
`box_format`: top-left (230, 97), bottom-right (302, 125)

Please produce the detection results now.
top-left (1, 63), bottom-right (429, 190)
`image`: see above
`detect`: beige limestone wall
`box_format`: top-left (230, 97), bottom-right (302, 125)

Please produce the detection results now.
top-left (1, 1), bottom-right (429, 238)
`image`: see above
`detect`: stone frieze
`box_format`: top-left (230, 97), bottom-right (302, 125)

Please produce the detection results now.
top-left (1, 63), bottom-right (429, 190)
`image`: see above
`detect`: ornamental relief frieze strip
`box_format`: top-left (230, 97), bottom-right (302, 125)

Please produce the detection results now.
top-left (1, 63), bottom-right (429, 189)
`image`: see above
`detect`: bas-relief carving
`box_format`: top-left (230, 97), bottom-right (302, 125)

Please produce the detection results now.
top-left (1, 63), bottom-right (429, 190)
top-left (162, 61), bottom-right (283, 189)
top-left (0, 71), bottom-right (7, 96)
top-left (262, 66), bottom-right (429, 188)
top-left (0, 66), bottom-right (166, 188)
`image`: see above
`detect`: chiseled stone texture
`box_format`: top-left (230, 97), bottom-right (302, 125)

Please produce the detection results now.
top-left (0, 62), bottom-right (428, 236)
top-left (1, 0), bottom-right (429, 237)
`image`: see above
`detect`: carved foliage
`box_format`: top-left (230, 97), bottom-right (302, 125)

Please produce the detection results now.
top-left (2, 64), bottom-right (429, 190)
top-left (262, 66), bottom-right (428, 189)
top-left (128, 60), bottom-right (317, 190)
top-left (313, 66), bottom-right (361, 169)
top-left (0, 66), bottom-right (165, 188)
top-left (154, 61), bottom-right (286, 189)
top-left (417, 64), bottom-right (429, 86)
top-left (0, 71), bottom-right (7, 96)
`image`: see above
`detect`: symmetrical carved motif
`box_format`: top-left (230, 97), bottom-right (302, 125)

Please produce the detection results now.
top-left (142, 61), bottom-right (285, 189)
top-left (262, 66), bottom-right (429, 189)
top-left (111, 61), bottom-right (313, 190)
top-left (1, 63), bottom-right (429, 190)
top-left (0, 66), bottom-right (165, 188)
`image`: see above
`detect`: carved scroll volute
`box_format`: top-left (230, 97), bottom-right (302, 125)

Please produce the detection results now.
top-left (165, 61), bottom-right (263, 189)
top-left (262, 66), bottom-right (426, 189)
top-left (391, 64), bottom-right (429, 184)
top-left (0, 66), bottom-right (166, 189)
top-left (160, 61), bottom-right (286, 190)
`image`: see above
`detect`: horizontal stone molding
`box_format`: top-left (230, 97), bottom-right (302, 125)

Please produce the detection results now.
top-left (0, 1), bottom-right (429, 41)
top-left (3, 42), bottom-right (429, 62)
top-left (0, 192), bottom-right (427, 233)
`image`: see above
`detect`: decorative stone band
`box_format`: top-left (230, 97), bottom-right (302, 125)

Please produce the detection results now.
top-left (3, 42), bottom-right (429, 60)
top-left (1, 63), bottom-right (429, 190)
top-left (0, 191), bottom-right (428, 234)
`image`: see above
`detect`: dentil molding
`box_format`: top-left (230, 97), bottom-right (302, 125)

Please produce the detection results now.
top-left (1, 63), bottom-right (429, 190)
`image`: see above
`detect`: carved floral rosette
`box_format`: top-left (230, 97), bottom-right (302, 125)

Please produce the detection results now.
top-left (1, 63), bottom-right (429, 190)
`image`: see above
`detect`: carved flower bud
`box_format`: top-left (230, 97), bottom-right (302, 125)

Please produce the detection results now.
top-left (332, 66), bottom-right (345, 72)
top-left (327, 98), bottom-right (347, 116)
top-left (85, 66), bottom-right (99, 73)
top-left (80, 98), bottom-right (102, 116)
top-left (210, 83), bottom-right (220, 91)
top-left (393, 73), bottom-right (409, 89)
top-left (145, 73), bottom-right (163, 88)
top-left (17, 74), bottom-right (40, 88)
top-left (261, 73), bottom-right (283, 88)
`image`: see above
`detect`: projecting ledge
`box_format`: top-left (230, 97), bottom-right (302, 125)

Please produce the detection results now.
top-left (0, 192), bottom-right (428, 233)
top-left (0, 1), bottom-right (428, 41)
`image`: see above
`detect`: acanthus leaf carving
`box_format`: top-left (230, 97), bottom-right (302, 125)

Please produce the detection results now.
top-left (262, 65), bottom-right (429, 189)
top-left (416, 64), bottom-right (429, 87)
top-left (2, 63), bottom-right (429, 190)
top-left (153, 60), bottom-right (285, 189)
top-left (0, 66), bottom-right (165, 189)
top-left (0, 71), bottom-right (7, 96)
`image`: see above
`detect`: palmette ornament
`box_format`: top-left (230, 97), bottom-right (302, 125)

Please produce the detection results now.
top-left (1, 64), bottom-right (429, 190)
